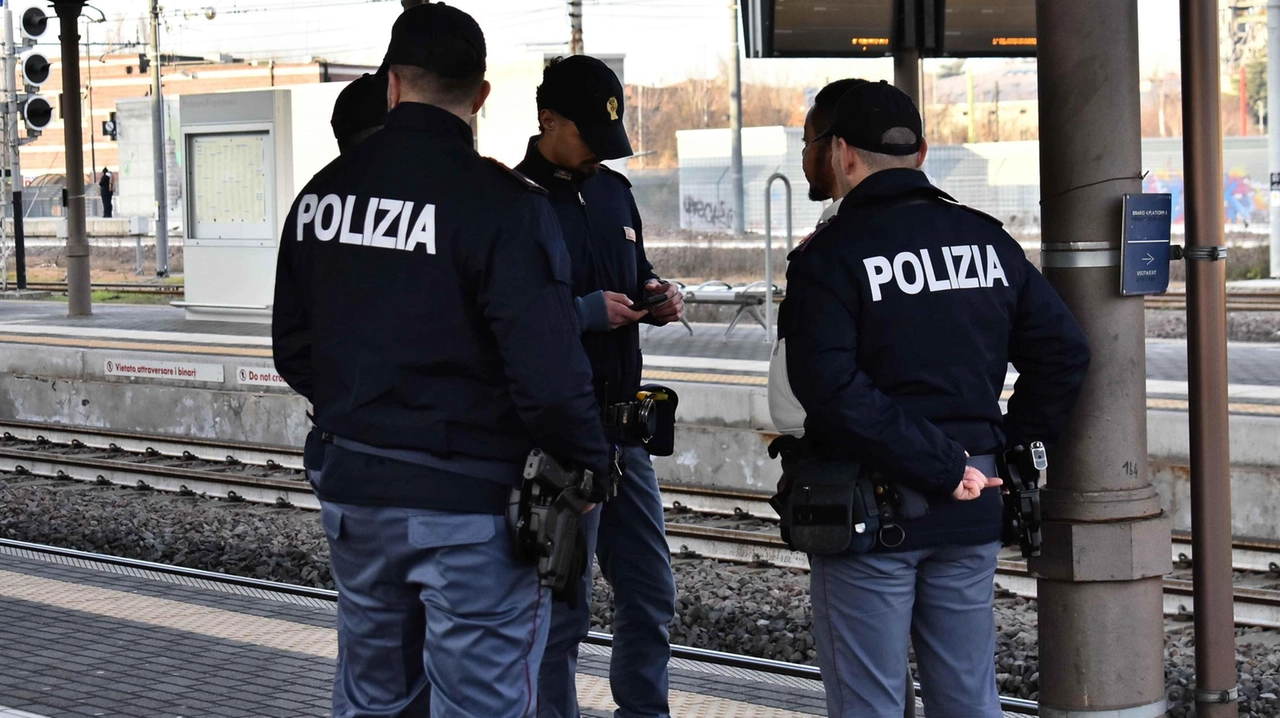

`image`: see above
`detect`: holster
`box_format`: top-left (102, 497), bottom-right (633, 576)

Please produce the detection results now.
top-left (998, 443), bottom-right (1045, 558)
top-left (506, 449), bottom-right (592, 595)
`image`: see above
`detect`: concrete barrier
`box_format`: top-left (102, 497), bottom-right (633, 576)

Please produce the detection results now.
top-left (2, 344), bottom-right (1278, 538)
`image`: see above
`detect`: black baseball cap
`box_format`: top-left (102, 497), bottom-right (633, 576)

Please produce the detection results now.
top-left (537, 55), bottom-right (633, 160)
top-left (819, 80), bottom-right (922, 156)
top-left (331, 71), bottom-right (388, 144)
top-left (383, 2), bottom-right (486, 77)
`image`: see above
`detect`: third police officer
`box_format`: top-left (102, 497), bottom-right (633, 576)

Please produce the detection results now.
top-left (515, 55), bottom-right (682, 718)
top-left (775, 81), bottom-right (1090, 716)
top-left (273, 6), bottom-right (610, 717)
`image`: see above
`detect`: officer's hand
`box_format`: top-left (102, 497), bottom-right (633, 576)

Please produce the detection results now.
top-left (644, 280), bottom-right (684, 323)
top-left (604, 291), bottom-right (647, 329)
top-left (582, 502), bottom-right (597, 514)
top-left (952, 466), bottom-right (1002, 501)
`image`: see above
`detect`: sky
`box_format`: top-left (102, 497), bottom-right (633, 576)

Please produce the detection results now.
top-left (90, 0), bottom-right (1185, 87)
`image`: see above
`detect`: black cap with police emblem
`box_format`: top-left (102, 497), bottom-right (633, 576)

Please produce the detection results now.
top-left (383, 2), bottom-right (486, 77)
top-left (537, 55), bottom-right (633, 160)
top-left (818, 80), bottom-right (923, 156)
top-left (331, 70), bottom-right (388, 146)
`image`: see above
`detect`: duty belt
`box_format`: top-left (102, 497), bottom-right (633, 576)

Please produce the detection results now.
top-left (329, 434), bottom-right (524, 486)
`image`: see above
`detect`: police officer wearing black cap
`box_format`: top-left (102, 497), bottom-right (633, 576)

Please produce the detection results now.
top-left (330, 70), bottom-right (388, 154)
top-left (272, 6), bottom-right (610, 717)
top-left (775, 80), bottom-right (1090, 716)
top-left (515, 55), bottom-right (681, 718)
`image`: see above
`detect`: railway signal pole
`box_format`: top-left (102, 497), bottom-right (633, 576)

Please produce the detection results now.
top-left (1032, 0), bottom-right (1172, 716)
top-left (728, 0), bottom-right (744, 237)
top-left (150, 0), bottom-right (169, 277)
top-left (53, 0), bottom-right (89, 315)
top-left (2, 1), bottom-right (24, 289)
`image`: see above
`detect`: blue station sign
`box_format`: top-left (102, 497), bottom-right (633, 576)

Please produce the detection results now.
top-left (1120, 193), bottom-right (1173, 296)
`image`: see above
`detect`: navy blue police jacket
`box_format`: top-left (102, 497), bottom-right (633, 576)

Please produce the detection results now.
top-left (515, 139), bottom-right (659, 440)
top-left (780, 168), bottom-right (1090, 550)
top-left (272, 103), bottom-right (612, 506)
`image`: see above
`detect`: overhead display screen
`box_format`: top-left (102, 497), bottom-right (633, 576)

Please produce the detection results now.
top-left (771, 0), bottom-right (896, 57)
top-left (741, 0), bottom-right (1036, 58)
top-left (937, 0), bottom-right (1036, 57)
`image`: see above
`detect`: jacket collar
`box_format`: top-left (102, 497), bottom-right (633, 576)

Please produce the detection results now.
top-left (383, 102), bottom-right (473, 146)
top-left (519, 136), bottom-right (581, 190)
top-left (835, 168), bottom-right (955, 216)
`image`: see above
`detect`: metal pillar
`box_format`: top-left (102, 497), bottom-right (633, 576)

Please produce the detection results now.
top-left (763, 172), bottom-right (791, 339)
top-left (1180, 0), bottom-right (1238, 714)
top-left (1269, 0), bottom-right (1280, 277)
top-left (149, 0), bottom-right (168, 276)
top-left (894, 48), bottom-right (921, 108)
top-left (3, 4), bottom-right (25, 289)
top-left (54, 0), bottom-right (90, 316)
top-left (568, 0), bottom-right (583, 55)
top-left (1031, 1), bottom-right (1171, 716)
top-left (728, 0), bottom-right (745, 237)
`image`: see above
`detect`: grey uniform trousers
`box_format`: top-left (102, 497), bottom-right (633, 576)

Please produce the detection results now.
top-left (810, 540), bottom-right (1003, 718)
top-left (537, 444), bottom-right (676, 718)
top-left (321, 500), bottom-right (550, 718)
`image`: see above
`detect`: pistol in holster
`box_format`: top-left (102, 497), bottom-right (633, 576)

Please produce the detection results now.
top-left (998, 441), bottom-right (1047, 558)
top-left (507, 449), bottom-right (594, 596)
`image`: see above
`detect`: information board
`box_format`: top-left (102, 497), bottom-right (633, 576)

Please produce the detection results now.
top-left (935, 0), bottom-right (1036, 57)
top-left (188, 131), bottom-right (272, 240)
top-left (741, 0), bottom-right (1036, 58)
top-left (772, 0), bottom-right (896, 57)
top-left (1120, 193), bottom-right (1173, 297)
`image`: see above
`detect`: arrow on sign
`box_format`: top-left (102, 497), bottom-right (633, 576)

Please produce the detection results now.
top-left (1143, 253), bottom-right (1156, 265)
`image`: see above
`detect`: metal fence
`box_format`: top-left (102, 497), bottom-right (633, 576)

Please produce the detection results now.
top-left (676, 130), bottom-right (1273, 237)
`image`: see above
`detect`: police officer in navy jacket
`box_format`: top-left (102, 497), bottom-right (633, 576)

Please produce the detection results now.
top-left (272, 6), bottom-right (609, 717)
top-left (779, 81), bottom-right (1090, 716)
top-left (515, 56), bottom-right (682, 718)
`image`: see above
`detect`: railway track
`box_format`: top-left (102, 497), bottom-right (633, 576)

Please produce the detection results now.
top-left (1144, 290), bottom-right (1280, 312)
top-left (3, 420), bottom-right (1280, 627)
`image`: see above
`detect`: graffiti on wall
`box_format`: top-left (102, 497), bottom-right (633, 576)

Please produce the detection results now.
top-left (682, 196), bottom-right (735, 229)
top-left (1143, 168), bottom-right (1270, 226)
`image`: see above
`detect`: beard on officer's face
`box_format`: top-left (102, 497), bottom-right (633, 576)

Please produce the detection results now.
top-left (806, 145), bottom-right (833, 202)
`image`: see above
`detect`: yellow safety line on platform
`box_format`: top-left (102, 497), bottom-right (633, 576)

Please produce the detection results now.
top-left (0, 568), bottom-right (814, 717)
top-left (0, 334), bottom-right (272, 358)
top-left (643, 369), bottom-right (770, 386)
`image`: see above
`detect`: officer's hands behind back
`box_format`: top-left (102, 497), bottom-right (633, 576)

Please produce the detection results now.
top-left (952, 465), bottom-right (1002, 501)
top-left (604, 291), bottom-right (648, 329)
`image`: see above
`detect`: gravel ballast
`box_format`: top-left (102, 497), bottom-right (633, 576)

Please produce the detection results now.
top-left (2, 475), bottom-right (1278, 716)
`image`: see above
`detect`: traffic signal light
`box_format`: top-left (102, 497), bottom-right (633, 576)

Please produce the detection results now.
top-left (16, 7), bottom-right (50, 136)
top-left (19, 7), bottom-right (47, 42)
top-left (22, 95), bottom-right (52, 132)
top-left (20, 49), bottom-right (49, 86)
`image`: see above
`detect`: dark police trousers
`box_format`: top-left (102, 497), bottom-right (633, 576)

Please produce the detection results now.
top-left (808, 455), bottom-right (1003, 718)
top-left (315, 485), bottom-right (549, 718)
top-left (538, 444), bottom-right (676, 718)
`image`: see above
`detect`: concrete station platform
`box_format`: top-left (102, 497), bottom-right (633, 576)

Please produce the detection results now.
top-left (2, 300), bottom-right (1280, 539)
top-left (0, 542), bottom-right (837, 718)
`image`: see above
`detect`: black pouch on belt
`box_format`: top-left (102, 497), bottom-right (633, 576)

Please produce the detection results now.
top-left (303, 428), bottom-right (327, 478)
top-left (785, 459), bottom-right (881, 555)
